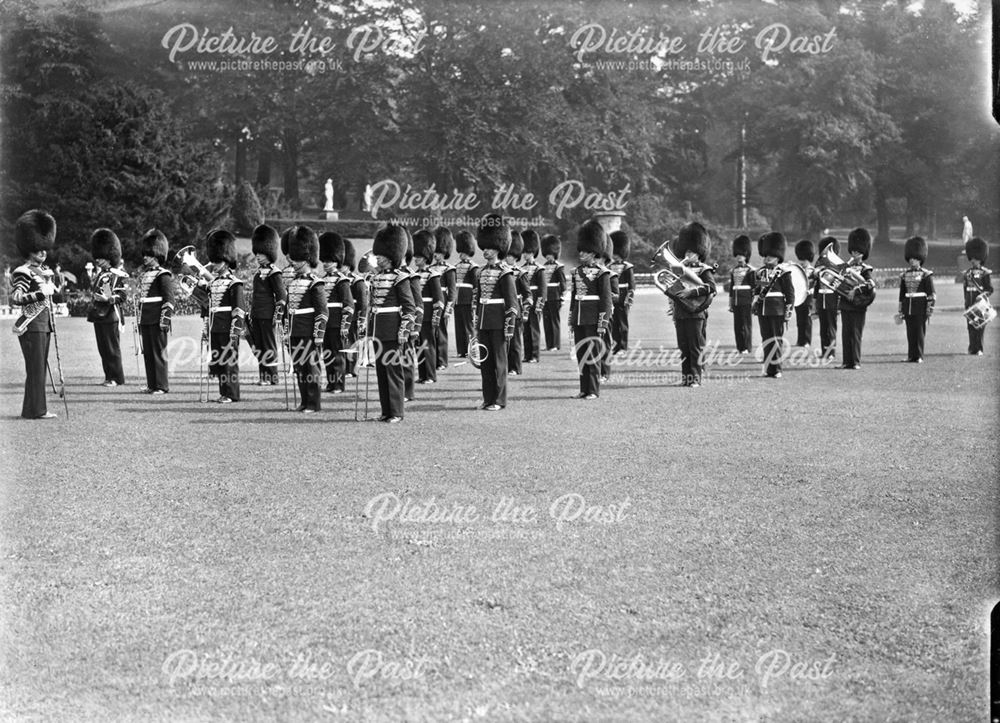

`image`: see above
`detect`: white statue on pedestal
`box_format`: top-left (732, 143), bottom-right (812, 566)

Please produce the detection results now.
top-left (363, 184), bottom-right (373, 213)
top-left (324, 179), bottom-right (334, 212)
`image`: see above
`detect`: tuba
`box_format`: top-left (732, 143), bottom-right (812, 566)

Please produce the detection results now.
top-left (650, 241), bottom-right (713, 314)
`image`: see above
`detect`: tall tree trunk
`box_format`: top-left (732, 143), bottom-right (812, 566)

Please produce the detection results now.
top-left (256, 143), bottom-right (272, 190)
top-left (874, 183), bottom-right (890, 245)
top-left (235, 136), bottom-right (247, 185)
top-left (282, 128), bottom-right (300, 211)
top-left (928, 200), bottom-right (937, 239)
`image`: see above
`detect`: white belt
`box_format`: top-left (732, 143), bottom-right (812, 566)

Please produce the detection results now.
top-left (373, 306), bottom-right (400, 314)
top-left (765, 292), bottom-right (784, 297)
top-left (210, 306), bottom-right (232, 312)
top-left (529, 285), bottom-right (539, 290)
top-left (456, 283), bottom-right (473, 288)
top-left (905, 292), bottom-right (926, 297)
top-left (292, 308), bottom-right (315, 315)
top-left (819, 289), bottom-right (834, 294)
top-left (141, 296), bottom-right (162, 303)
top-left (327, 302), bottom-right (343, 308)
top-left (481, 299), bottom-right (504, 304)
top-left (733, 285), bottom-right (751, 290)
top-left (421, 297), bottom-right (435, 302)
top-left (578, 295), bottom-right (599, 300)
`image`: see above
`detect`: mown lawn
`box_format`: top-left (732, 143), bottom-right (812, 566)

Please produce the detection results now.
top-left (0, 282), bottom-right (995, 721)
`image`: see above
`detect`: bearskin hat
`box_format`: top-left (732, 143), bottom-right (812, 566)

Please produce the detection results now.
top-left (904, 236), bottom-right (927, 264)
top-left (677, 222), bottom-right (711, 262)
top-left (576, 219), bottom-right (607, 257)
top-left (541, 234), bottom-right (561, 259)
top-left (280, 227), bottom-right (293, 259)
top-left (455, 229), bottom-right (476, 257)
top-left (15, 209), bottom-right (56, 258)
top-left (477, 214), bottom-right (511, 256)
top-left (757, 231), bottom-right (786, 262)
top-left (611, 230), bottom-right (630, 261)
top-left (251, 224), bottom-right (279, 263)
top-left (413, 228), bottom-right (436, 264)
top-left (965, 237), bottom-right (988, 263)
top-left (818, 235), bottom-right (840, 257)
top-left (732, 234), bottom-right (752, 260)
top-left (319, 231), bottom-right (346, 265)
top-left (357, 253), bottom-right (373, 274)
top-left (139, 228), bottom-right (169, 264)
top-left (847, 227), bottom-right (872, 260)
top-left (343, 239), bottom-right (357, 270)
top-left (795, 239), bottom-right (815, 262)
top-left (373, 223), bottom-right (408, 269)
top-left (287, 225), bottom-right (319, 266)
top-left (206, 228), bottom-right (238, 268)
top-left (434, 226), bottom-right (455, 260)
top-left (91, 228), bottom-right (122, 266)
top-left (507, 230), bottom-right (524, 258)
top-left (519, 228), bottom-right (539, 258)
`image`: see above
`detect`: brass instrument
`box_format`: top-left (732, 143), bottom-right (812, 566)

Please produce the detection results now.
top-left (650, 241), bottom-right (713, 314)
top-left (171, 245), bottom-right (215, 301)
top-left (963, 297), bottom-right (996, 329)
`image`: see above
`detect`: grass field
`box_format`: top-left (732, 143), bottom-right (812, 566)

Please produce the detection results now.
top-left (1, 282), bottom-right (996, 721)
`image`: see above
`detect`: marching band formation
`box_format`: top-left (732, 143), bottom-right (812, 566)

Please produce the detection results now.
top-left (8, 209), bottom-right (996, 420)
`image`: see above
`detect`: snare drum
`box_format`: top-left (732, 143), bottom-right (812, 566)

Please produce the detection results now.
top-left (963, 298), bottom-right (997, 329)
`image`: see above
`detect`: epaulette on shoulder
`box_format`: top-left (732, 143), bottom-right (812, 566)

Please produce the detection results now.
top-left (13, 263), bottom-right (32, 275)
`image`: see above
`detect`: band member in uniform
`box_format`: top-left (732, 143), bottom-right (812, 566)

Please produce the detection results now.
top-left (136, 229), bottom-right (175, 394)
top-left (839, 227), bottom-right (876, 370)
top-left (284, 226), bottom-right (327, 412)
top-left (203, 229), bottom-right (246, 403)
top-left (541, 234), bottom-right (567, 351)
top-left (749, 231), bottom-right (794, 379)
top-left (813, 235), bottom-right (841, 360)
top-left (473, 214), bottom-right (518, 410)
top-left (369, 223), bottom-right (416, 422)
top-left (599, 234), bottom-right (619, 382)
top-left (726, 234), bottom-right (754, 354)
top-left (343, 239), bottom-right (369, 376)
top-left (453, 230), bottom-right (480, 358)
top-left (431, 226), bottom-right (457, 369)
top-left (609, 230), bottom-right (635, 354)
top-left (569, 219), bottom-right (613, 398)
top-left (898, 236), bottom-right (935, 363)
top-left (413, 229), bottom-right (444, 383)
top-left (669, 222), bottom-right (717, 387)
top-left (520, 229), bottom-right (547, 363)
top-left (402, 229), bottom-right (423, 401)
top-left (505, 230), bottom-right (529, 376)
top-left (11, 210), bottom-right (57, 419)
top-left (963, 237), bottom-right (992, 355)
top-left (87, 228), bottom-right (129, 387)
top-left (793, 240), bottom-right (815, 347)
top-left (247, 224), bottom-right (286, 385)
top-left (318, 231), bottom-right (355, 393)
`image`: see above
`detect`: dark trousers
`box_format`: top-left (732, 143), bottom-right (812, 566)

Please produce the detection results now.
top-left (758, 316), bottom-right (786, 377)
top-left (140, 325), bottom-right (169, 392)
top-left (904, 315), bottom-right (928, 361)
top-left (323, 334), bottom-right (347, 391)
top-left (817, 308), bottom-right (838, 358)
top-left (508, 317), bottom-right (524, 374)
top-left (403, 339), bottom-right (417, 399)
top-left (732, 305), bottom-right (753, 353)
top-left (478, 329), bottom-right (509, 406)
top-left (209, 332), bottom-right (241, 401)
top-left (290, 336), bottom-right (321, 410)
top-left (375, 340), bottom-right (405, 418)
top-left (543, 302), bottom-right (562, 349)
top-left (675, 317), bottom-right (707, 384)
top-left (436, 317), bottom-right (449, 367)
top-left (93, 322), bottom-right (125, 384)
top-left (600, 325), bottom-right (614, 379)
top-left (794, 303), bottom-right (812, 346)
top-left (967, 321), bottom-right (985, 354)
top-left (841, 310), bottom-right (867, 367)
top-left (523, 309), bottom-right (542, 361)
top-left (454, 305), bottom-right (474, 356)
top-left (18, 332), bottom-right (50, 418)
top-left (418, 322), bottom-right (438, 382)
top-left (247, 317), bottom-right (279, 383)
top-left (574, 324), bottom-right (602, 396)
top-left (611, 303), bottom-right (629, 352)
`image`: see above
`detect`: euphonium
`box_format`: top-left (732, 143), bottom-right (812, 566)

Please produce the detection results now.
top-left (172, 245), bottom-right (215, 299)
top-left (650, 241), bottom-right (712, 314)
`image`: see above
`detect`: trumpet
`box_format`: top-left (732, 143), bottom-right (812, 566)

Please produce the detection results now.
top-left (650, 241), bottom-right (712, 314)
